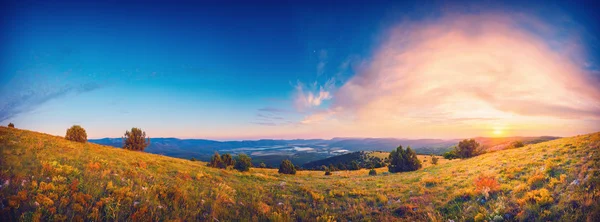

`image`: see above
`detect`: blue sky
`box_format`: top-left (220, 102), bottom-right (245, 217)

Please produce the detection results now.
top-left (1, 0), bottom-right (600, 139)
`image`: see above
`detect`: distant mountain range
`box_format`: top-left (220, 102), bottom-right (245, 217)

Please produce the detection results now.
top-left (89, 136), bottom-right (558, 167)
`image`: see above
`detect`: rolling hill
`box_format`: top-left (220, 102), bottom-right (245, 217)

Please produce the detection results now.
top-left (1, 127), bottom-right (598, 221)
top-left (89, 136), bottom-right (557, 167)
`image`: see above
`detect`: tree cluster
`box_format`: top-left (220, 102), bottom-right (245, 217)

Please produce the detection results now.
top-left (208, 152), bottom-right (234, 169)
top-left (388, 145), bottom-right (422, 173)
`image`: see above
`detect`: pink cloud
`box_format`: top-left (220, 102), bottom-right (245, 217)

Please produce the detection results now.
top-left (299, 12), bottom-right (600, 137)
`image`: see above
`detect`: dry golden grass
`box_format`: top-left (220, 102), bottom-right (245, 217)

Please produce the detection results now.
top-left (1, 126), bottom-right (599, 221)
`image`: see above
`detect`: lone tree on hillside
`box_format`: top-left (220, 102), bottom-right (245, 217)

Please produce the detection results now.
top-left (234, 154), bottom-right (252, 172)
top-left (66, 125), bottom-right (87, 143)
top-left (456, 139), bottom-right (480, 158)
top-left (221, 153), bottom-right (235, 168)
top-left (208, 152), bottom-right (223, 168)
top-left (388, 145), bottom-right (422, 173)
top-left (8, 123), bottom-right (14, 128)
top-left (431, 154), bottom-right (439, 165)
top-left (278, 159), bottom-right (296, 175)
top-left (123, 127), bottom-right (150, 151)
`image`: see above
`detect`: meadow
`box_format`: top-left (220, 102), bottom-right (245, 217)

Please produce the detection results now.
top-left (1, 126), bottom-right (598, 221)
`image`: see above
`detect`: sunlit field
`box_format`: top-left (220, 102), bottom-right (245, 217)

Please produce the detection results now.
top-left (1, 126), bottom-right (598, 221)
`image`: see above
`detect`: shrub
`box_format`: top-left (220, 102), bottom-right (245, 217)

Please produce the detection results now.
top-left (8, 123), bottom-right (14, 128)
top-left (388, 145), bottom-right (421, 173)
top-left (325, 170), bottom-right (332, 176)
top-left (258, 162), bottom-right (267, 168)
top-left (527, 171), bottom-right (546, 189)
top-left (278, 159), bottom-right (296, 175)
top-left (519, 188), bottom-right (554, 206)
top-left (221, 153), bottom-right (235, 167)
top-left (65, 125), bottom-right (87, 143)
top-left (123, 127), bottom-right (150, 151)
top-left (474, 174), bottom-right (500, 199)
top-left (190, 157), bottom-right (197, 161)
top-left (369, 169), bottom-right (377, 176)
top-left (510, 140), bottom-right (525, 149)
top-left (431, 155), bottom-right (439, 165)
top-left (234, 154), bottom-right (252, 172)
top-left (456, 139), bottom-right (480, 158)
top-left (443, 150), bottom-right (459, 159)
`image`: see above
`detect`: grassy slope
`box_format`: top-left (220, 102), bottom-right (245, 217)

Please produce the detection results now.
top-left (1, 127), bottom-right (598, 221)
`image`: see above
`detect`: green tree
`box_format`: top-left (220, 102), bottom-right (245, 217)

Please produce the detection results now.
top-left (8, 123), bottom-right (14, 128)
top-left (278, 159), bottom-right (296, 175)
top-left (388, 145), bottom-right (421, 173)
top-left (234, 154), bottom-right (252, 172)
top-left (456, 139), bottom-right (480, 158)
top-left (221, 153), bottom-right (235, 168)
top-left (208, 152), bottom-right (223, 168)
top-left (123, 128), bottom-right (150, 151)
top-left (65, 125), bottom-right (87, 143)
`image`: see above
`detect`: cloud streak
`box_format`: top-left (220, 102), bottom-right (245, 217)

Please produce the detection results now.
top-left (0, 82), bottom-right (102, 122)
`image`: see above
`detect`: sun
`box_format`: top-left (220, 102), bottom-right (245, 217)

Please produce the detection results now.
top-left (492, 127), bottom-right (504, 137)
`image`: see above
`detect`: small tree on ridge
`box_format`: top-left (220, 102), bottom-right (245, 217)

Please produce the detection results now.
top-left (123, 127), bottom-right (150, 151)
top-left (66, 125), bottom-right (87, 143)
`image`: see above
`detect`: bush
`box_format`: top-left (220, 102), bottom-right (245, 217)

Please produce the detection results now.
top-left (325, 170), bottom-right (332, 176)
top-left (388, 145), bottom-right (422, 173)
top-left (456, 139), bottom-right (480, 158)
top-left (221, 153), bottom-right (235, 167)
top-left (510, 140), bottom-right (525, 149)
top-left (279, 159), bottom-right (296, 175)
top-left (234, 154), bottom-right (252, 172)
top-left (369, 169), bottom-right (377, 176)
top-left (258, 162), bottom-right (267, 168)
top-left (8, 123), bottom-right (14, 128)
top-left (443, 150), bottom-right (459, 159)
top-left (65, 125), bottom-right (87, 143)
top-left (474, 174), bottom-right (500, 199)
top-left (123, 128), bottom-right (150, 151)
top-left (190, 157), bottom-right (197, 161)
top-left (431, 155), bottom-right (439, 165)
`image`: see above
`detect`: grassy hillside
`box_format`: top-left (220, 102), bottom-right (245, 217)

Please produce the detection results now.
top-left (1, 127), bottom-right (598, 221)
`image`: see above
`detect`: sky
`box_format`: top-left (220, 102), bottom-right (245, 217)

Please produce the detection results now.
top-left (1, 0), bottom-right (600, 140)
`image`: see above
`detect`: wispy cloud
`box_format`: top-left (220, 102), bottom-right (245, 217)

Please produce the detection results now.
top-left (0, 82), bottom-right (102, 122)
top-left (316, 49), bottom-right (328, 76)
top-left (293, 78), bottom-right (335, 111)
